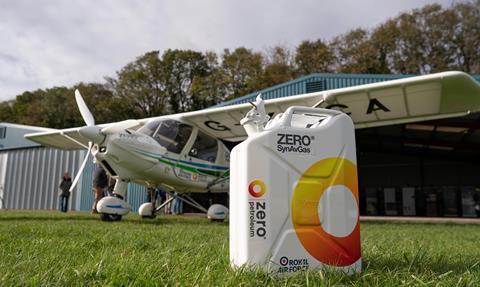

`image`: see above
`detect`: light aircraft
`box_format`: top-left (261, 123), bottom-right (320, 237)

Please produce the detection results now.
top-left (25, 71), bottom-right (480, 221)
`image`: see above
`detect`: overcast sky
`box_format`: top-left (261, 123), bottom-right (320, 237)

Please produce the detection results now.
top-left (0, 0), bottom-right (455, 101)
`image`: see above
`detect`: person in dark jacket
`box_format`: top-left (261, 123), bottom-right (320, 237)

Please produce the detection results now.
top-left (92, 166), bottom-right (109, 213)
top-left (58, 172), bottom-right (72, 212)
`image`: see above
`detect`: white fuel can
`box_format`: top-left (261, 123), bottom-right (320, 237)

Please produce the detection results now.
top-left (230, 105), bottom-right (361, 274)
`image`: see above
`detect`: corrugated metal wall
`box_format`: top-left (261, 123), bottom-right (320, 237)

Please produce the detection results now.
top-left (128, 184), bottom-right (148, 212)
top-left (0, 146), bottom-right (147, 212)
top-left (0, 153), bottom-right (8, 209)
top-left (1, 147), bottom-right (84, 210)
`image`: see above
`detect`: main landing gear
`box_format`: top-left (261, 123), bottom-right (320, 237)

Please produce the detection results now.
top-left (138, 190), bottom-right (229, 221)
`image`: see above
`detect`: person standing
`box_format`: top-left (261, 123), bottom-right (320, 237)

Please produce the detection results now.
top-left (92, 166), bottom-right (109, 213)
top-left (474, 193), bottom-right (480, 218)
top-left (170, 192), bottom-right (183, 215)
top-left (58, 172), bottom-right (72, 212)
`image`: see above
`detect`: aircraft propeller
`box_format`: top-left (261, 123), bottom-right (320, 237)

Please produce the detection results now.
top-left (69, 90), bottom-right (140, 192)
top-left (69, 90), bottom-right (96, 192)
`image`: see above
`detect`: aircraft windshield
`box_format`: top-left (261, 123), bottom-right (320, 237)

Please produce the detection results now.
top-left (138, 119), bottom-right (193, 153)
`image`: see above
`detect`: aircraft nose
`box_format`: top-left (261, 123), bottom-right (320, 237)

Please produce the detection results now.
top-left (78, 126), bottom-right (105, 144)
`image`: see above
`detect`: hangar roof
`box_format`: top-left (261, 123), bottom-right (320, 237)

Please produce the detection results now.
top-left (0, 122), bottom-right (54, 151)
top-left (215, 73), bottom-right (480, 107)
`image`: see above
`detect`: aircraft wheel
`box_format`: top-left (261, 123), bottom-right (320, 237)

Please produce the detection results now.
top-left (210, 218), bottom-right (225, 222)
top-left (100, 213), bottom-right (123, 221)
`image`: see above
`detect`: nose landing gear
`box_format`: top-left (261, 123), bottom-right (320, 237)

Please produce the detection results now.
top-left (97, 179), bottom-right (130, 221)
top-left (100, 213), bottom-right (123, 221)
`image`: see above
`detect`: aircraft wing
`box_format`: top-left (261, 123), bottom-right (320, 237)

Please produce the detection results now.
top-left (24, 127), bottom-right (91, 150)
top-left (180, 71), bottom-right (480, 141)
top-left (25, 71), bottom-right (480, 148)
top-left (24, 121), bottom-right (126, 150)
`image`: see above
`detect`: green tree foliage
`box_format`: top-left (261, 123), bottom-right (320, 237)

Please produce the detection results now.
top-left (331, 28), bottom-right (389, 74)
top-left (0, 84), bottom-right (116, 128)
top-left (111, 51), bottom-right (167, 118)
top-left (161, 49), bottom-right (210, 113)
top-left (381, 5), bottom-right (453, 74)
top-left (2, 1), bottom-right (480, 128)
top-left (0, 101), bottom-right (14, 123)
top-left (72, 83), bottom-right (121, 124)
top-left (190, 52), bottom-right (229, 110)
top-left (260, 46), bottom-right (295, 88)
top-left (221, 47), bottom-right (264, 100)
top-left (449, 1), bottom-right (480, 73)
top-left (294, 40), bottom-right (334, 74)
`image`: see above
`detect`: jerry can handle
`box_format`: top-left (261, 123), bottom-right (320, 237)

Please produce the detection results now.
top-left (280, 106), bottom-right (343, 127)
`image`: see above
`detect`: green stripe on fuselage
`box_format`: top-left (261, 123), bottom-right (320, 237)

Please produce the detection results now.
top-left (135, 149), bottom-right (229, 178)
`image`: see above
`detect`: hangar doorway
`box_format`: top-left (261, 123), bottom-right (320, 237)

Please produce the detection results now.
top-left (357, 113), bottom-right (480, 218)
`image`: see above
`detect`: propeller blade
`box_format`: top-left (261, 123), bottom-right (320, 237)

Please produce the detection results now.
top-left (101, 119), bottom-right (141, 134)
top-left (75, 89), bottom-right (95, 126)
top-left (69, 141), bottom-right (92, 192)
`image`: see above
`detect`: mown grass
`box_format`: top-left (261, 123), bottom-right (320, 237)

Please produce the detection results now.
top-left (0, 211), bottom-right (479, 286)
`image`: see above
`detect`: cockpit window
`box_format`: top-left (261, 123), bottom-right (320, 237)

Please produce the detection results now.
top-left (137, 121), bottom-right (160, 137)
top-left (139, 119), bottom-right (193, 153)
top-left (189, 131), bottom-right (218, 163)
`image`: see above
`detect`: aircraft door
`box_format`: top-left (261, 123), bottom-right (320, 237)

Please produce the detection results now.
top-left (186, 130), bottom-right (222, 183)
top-left (0, 153), bottom-right (8, 209)
top-left (141, 119), bottom-right (196, 182)
top-left (188, 130), bottom-right (218, 164)
top-left (162, 122), bottom-right (194, 181)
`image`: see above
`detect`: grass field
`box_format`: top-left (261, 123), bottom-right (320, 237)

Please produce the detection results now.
top-left (0, 211), bottom-right (480, 286)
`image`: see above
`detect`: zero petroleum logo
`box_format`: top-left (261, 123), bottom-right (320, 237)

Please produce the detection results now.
top-left (248, 179), bottom-right (267, 239)
top-left (248, 179), bottom-right (266, 198)
top-left (276, 133), bottom-right (314, 154)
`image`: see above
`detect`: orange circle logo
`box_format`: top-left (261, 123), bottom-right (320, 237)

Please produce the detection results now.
top-left (291, 157), bottom-right (361, 266)
top-left (248, 180), bottom-right (266, 198)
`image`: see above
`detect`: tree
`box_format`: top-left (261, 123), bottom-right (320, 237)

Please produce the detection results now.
top-left (260, 46), bottom-right (295, 88)
top-left (190, 51), bottom-right (228, 109)
top-left (369, 20), bottom-right (397, 74)
top-left (391, 5), bottom-right (451, 74)
top-left (113, 51), bottom-right (168, 118)
top-left (11, 89), bottom-right (49, 127)
top-left (72, 82), bottom-right (122, 124)
top-left (449, 1), bottom-right (480, 73)
top-left (330, 28), bottom-right (388, 74)
top-left (161, 49), bottom-right (209, 113)
top-left (42, 86), bottom-right (80, 128)
top-left (2, 84), bottom-right (115, 129)
top-left (221, 47), bottom-right (264, 99)
top-left (0, 101), bottom-right (14, 123)
top-left (294, 40), bottom-right (334, 75)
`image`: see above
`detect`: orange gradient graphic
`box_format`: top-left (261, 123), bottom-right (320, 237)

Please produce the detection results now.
top-left (248, 180), bottom-right (266, 198)
top-left (292, 157), bottom-right (361, 266)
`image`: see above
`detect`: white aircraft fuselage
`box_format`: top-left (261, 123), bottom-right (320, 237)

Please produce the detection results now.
top-left (89, 118), bottom-right (230, 193)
